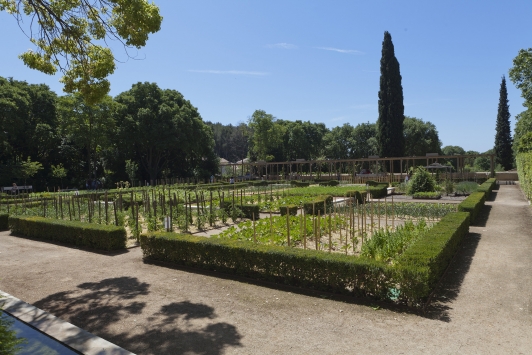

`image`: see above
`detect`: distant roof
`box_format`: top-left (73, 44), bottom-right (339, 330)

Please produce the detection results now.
top-left (219, 158), bottom-right (231, 165)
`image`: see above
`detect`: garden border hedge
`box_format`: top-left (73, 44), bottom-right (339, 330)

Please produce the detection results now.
top-left (302, 195), bottom-right (333, 215)
top-left (8, 216), bottom-right (127, 251)
top-left (140, 211), bottom-right (470, 305)
top-left (457, 192), bottom-right (486, 224)
top-left (279, 205), bottom-right (298, 216)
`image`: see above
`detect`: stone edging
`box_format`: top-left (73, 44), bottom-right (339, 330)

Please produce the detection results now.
top-left (0, 290), bottom-right (134, 355)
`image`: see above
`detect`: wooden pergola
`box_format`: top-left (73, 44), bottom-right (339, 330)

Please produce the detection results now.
top-left (224, 154), bottom-right (495, 182)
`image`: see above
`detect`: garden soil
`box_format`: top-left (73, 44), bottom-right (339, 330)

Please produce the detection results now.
top-left (0, 184), bottom-right (531, 354)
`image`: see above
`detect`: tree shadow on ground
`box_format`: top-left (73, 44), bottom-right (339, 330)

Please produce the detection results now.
top-left (33, 277), bottom-right (241, 355)
top-left (424, 232), bottom-right (481, 322)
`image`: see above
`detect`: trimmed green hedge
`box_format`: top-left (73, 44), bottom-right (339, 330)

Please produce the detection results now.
top-left (477, 178), bottom-right (497, 194)
top-left (395, 212), bottom-right (470, 302)
top-left (516, 152), bottom-right (532, 201)
top-left (368, 185), bottom-right (388, 199)
top-left (140, 211), bottom-right (470, 305)
top-left (0, 214), bottom-right (8, 231)
top-left (345, 190), bottom-right (367, 205)
top-left (457, 191), bottom-right (486, 224)
top-left (303, 195), bottom-right (333, 215)
top-left (141, 231), bottom-right (393, 299)
top-left (220, 201), bottom-right (260, 220)
top-left (8, 216), bottom-right (127, 251)
top-left (280, 205), bottom-right (298, 216)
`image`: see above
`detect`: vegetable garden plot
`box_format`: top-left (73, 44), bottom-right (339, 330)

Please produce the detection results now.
top-left (214, 200), bottom-right (455, 261)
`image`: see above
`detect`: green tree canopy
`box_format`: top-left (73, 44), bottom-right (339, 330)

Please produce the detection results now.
top-left (0, 0), bottom-right (162, 104)
top-left (403, 116), bottom-right (441, 157)
top-left (114, 82), bottom-right (217, 181)
top-left (248, 110), bottom-right (285, 161)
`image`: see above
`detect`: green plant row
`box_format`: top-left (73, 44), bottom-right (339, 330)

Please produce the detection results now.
top-left (290, 181), bottom-right (310, 188)
top-left (0, 214), bottom-right (8, 231)
top-left (412, 192), bottom-right (442, 199)
top-left (318, 180), bottom-right (339, 187)
top-left (516, 152), bottom-right (532, 201)
top-left (8, 216), bottom-right (127, 251)
top-left (394, 212), bottom-right (470, 302)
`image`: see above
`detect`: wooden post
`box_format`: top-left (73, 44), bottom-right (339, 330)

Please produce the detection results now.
top-left (68, 197), bottom-right (72, 221)
top-left (114, 200), bottom-right (119, 226)
top-left (303, 210), bottom-right (307, 249)
top-left (253, 212), bottom-right (257, 243)
top-left (286, 212), bottom-right (290, 246)
top-left (269, 211), bottom-right (273, 244)
top-left (328, 209), bottom-right (332, 253)
top-left (391, 194), bottom-right (395, 230)
top-left (105, 191), bottom-right (109, 225)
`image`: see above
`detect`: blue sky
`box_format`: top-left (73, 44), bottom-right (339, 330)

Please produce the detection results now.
top-left (1, 0), bottom-right (531, 153)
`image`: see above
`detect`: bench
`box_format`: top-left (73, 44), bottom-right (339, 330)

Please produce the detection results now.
top-left (1, 185), bottom-right (33, 193)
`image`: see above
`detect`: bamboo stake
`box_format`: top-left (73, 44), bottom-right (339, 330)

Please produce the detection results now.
top-left (269, 211), bottom-right (273, 244)
top-left (253, 212), bottom-right (256, 243)
top-left (286, 212), bottom-right (290, 247)
top-left (68, 197), bottom-right (72, 221)
top-left (317, 210), bottom-right (321, 251)
top-left (209, 191), bottom-right (213, 226)
top-left (114, 200), bottom-right (119, 226)
top-left (392, 194), bottom-right (395, 230)
top-left (328, 209), bottom-right (331, 253)
top-left (105, 191), bottom-right (109, 224)
top-left (303, 210), bottom-right (307, 249)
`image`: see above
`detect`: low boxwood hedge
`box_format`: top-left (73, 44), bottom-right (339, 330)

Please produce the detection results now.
top-left (303, 195), bottom-right (333, 215)
top-left (477, 178), bottom-right (497, 194)
top-left (8, 216), bottom-right (127, 251)
top-left (368, 185), bottom-right (388, 199)
top-left (279, 205), bottom-right (298, 216)
top-left (457, 191), bottom-right (486, 224)
top-left (141, 231), bottom-right (393, 299)
top-left (395, 212), bottom-right (470, 302)
top-left (0, 214), bottom-right (8, 231)
top-left (345, 190), bottom-right (367, 205)
top-left (140, 211), bottom-right (470, 305)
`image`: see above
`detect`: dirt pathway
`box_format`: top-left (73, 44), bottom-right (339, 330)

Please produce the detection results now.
top-left (0, 185), bottom-right (531, 354)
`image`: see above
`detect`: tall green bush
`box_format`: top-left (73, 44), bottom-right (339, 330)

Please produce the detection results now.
top-left (408, 167), bottom-right (437, 195)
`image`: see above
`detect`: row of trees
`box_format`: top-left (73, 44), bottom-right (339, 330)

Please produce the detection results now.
top-left (0, 78), bottom-right (217, 190)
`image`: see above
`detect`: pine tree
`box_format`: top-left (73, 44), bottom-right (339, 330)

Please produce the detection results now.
top-left (377, 31), bottom-right (405, 163)
top-left (494, 76), bottom-right (513, 170)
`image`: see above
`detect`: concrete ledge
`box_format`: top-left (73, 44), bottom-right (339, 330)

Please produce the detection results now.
top-left (0, 290), bottom-right (134, 355)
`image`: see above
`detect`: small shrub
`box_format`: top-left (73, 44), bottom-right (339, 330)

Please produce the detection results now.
top-left (408, 167), bottom-right (437, 195)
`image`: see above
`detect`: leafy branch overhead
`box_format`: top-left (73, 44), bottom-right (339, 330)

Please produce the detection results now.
top-left (0, 0), bottom-right (162, 104)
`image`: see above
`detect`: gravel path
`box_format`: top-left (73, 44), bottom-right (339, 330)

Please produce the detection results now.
top-left (0, 184), bottom-right (531, 354)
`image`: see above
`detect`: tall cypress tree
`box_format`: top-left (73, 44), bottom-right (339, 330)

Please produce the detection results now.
top-left (377, 31), bottom-right (405, 164)
top-left (494, 76), bottom-right (513, 170)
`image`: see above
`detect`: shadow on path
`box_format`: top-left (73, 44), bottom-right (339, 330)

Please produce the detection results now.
top-left (424, 232), bottom-right (481, 322)
top-left (33, 277), bottom-right (242, 355)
